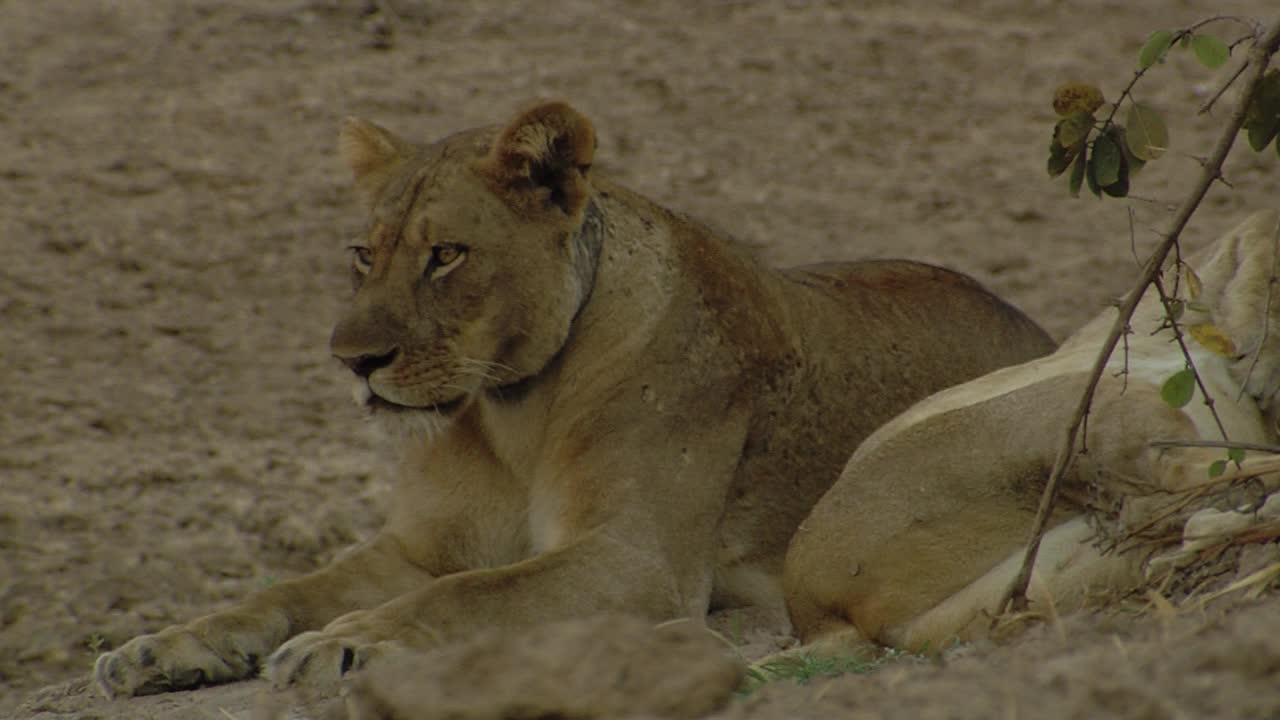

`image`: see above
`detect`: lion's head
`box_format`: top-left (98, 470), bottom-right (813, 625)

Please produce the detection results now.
top-left (330, 102), bottom-right (603, 436)
top-left (1189, 210), bottom-right (1280, 426)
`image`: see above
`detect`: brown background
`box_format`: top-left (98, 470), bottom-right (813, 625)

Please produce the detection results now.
top-left (3, 1), bottom-right (1278, 717)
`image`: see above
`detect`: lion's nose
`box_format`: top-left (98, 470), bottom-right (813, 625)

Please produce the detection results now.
top-left (340, 349), bottom-right (398, 378)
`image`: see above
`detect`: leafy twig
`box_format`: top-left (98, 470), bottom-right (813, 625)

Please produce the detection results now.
top-left (995, 17), bottom-right (1280, 617)
top-left (1104, 18), bottom-right (1250, 127)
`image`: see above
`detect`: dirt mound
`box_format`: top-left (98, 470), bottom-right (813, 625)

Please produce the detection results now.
top-left (343, 616), bottom-right (742, 720)
top-left (728, 598), bottom-right (1280, 720)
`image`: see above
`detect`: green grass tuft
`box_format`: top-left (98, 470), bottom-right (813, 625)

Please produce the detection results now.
top-left (739, 648), bottom-right (925, 695)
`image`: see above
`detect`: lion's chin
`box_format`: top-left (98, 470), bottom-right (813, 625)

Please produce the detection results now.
top-left (351, 380), bottom-right (467, 440)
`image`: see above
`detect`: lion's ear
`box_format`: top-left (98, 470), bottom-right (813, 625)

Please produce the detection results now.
top-left (339, 117), bottom-right (411, 202)
top-left (482, 101), bottom-right (596, 217)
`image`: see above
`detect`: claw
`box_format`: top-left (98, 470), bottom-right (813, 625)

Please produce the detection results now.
top-left (94, 653), bottom-right (122, 700)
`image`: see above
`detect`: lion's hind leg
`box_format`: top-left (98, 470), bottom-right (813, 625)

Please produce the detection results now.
top-left (891, 516), bottom-right (1145, 651)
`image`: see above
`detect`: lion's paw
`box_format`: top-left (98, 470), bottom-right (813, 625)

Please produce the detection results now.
top-left (95, 627), bottom-right (250, 699)
top-left (95, 609), bottom-right (287, 699)
top-left (263, 610), bottom-right (396, 690)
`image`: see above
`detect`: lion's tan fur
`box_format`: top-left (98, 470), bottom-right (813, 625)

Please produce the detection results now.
top-left (95, 102), bottom-right (1055, 696)
top-left (783, 210), bottom-right (1280, 658)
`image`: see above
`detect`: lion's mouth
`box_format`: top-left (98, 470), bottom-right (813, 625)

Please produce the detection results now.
top-left (371, 393), bottom-right (467, 416)
top-left (353, 381), bottom-right (468, 416)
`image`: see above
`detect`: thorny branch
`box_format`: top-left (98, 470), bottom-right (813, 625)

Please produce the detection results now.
top-left (1197, 17), bottom-right (1269, 114)
top-left (995, 17), bottom-right (1280, 617)
top-left (1150, 272), bottom-right (1231, 443)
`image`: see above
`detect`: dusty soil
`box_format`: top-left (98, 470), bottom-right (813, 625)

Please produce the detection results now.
top-left (3, 0), bottom-right (1279, 717)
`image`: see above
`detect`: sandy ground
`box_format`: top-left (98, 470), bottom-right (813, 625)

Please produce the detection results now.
top-left (3, 0), bottom-right (1280, 717)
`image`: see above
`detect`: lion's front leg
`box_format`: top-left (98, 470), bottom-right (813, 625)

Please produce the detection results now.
top-left (267, 426), bottom-right (744, 689)
top-left (264, 527), bottom-right (697, 689)
top-left (94, 533), bottom-right (430, 698)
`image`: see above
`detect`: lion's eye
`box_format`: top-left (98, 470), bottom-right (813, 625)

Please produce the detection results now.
top-left (348, 245), bottom-right (373, 274)
top-left (432, 244), bottom-right (463, 266)
top-left (427, 243), bottom-right (467, 279)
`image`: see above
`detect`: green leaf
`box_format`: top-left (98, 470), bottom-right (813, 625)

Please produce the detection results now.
top-left (1048, 139), bottom-right (1072, 177)
top-left (1055, 112), bottom-right (1094, 149)
top-left (1114, 126), bottom-right (1147, 176)
top-left (1248, 122), bottom-right (1278, 153)
top-left (1227, 447), bottom-right (1246, 464)
top-left (1245, 69), bottom-right (1280, 152)
top-left (1092, 133), bottom-right (1122, 187)
top-left (1101, 126), bottom-right (1130, 196)
top-left (1208, 459), bottom-right (1227, 478)
top-left (1083, 146), bottom-right (1102, 198)
top-left (1101, 164), bottom-right (1129, 197)
top-left (1126, 103), bottom-right (1169, 161)
top-left (1183, 264), bottom-right (1203, 300)
top-left (1190, 34), bottom-right (1230, 69)
top-left (1139, 30), bottom-right (1175, 69)
top-left (1168, 299), bottom-right (1185, 321)
top-left (1068, 151), bottom-right (1086, 197)
top-left (1160, 368), bottom-right (1195, 409)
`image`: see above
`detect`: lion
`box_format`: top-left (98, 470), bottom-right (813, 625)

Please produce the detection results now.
top-left (94, 100), bottom-right (1055, 697)
top-left (782, 210), bottom-right (1280, 661)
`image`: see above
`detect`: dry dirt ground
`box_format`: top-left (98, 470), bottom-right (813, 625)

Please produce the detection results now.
top-left (4, 1), bottom-right (1280, 718)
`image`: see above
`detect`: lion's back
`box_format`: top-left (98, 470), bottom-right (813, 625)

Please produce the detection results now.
top-left (785, 258), bottom-right (1055, 363)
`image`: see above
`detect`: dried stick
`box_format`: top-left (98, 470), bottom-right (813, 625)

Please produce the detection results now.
top-left (996, 17), bottom-right (1280, 616)
top-left (1148, 439), bottom-right (1280, 454)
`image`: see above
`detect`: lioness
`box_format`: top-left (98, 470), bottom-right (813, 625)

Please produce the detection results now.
top-left (95, 101), bottom-right (1054, 697)
top-left (784, 210), bottom-right (1280, 659)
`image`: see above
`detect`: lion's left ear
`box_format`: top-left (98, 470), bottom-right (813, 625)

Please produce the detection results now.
top-left (481, 101), bottom-right (596, 217)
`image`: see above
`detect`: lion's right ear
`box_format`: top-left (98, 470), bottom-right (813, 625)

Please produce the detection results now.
top-left (339, 117), bottom-right (411, 202)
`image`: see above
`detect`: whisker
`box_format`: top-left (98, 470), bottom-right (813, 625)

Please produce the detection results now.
top-left (453, 364), bottom-right (501, 382)
top-left (459, 356), bottom-right (519, 376)
top-left (439, 382), bottom-right (473, 398)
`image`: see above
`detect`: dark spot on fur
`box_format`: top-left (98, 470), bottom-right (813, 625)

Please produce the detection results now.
top-left (104, 656), bottom-right (123, 683)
